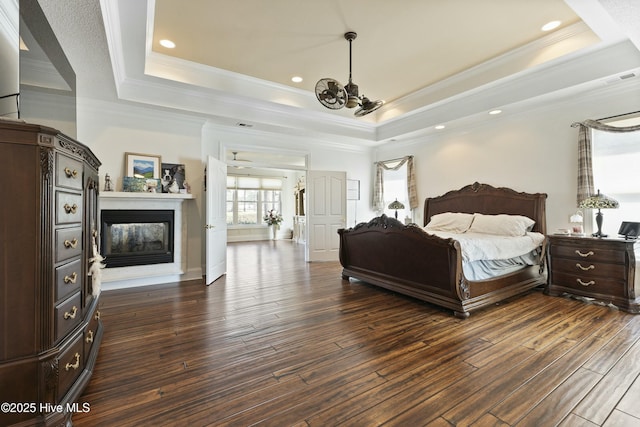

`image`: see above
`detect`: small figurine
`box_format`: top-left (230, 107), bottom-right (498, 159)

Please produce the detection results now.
top-left (183, 180), bottom-right (191, 194)
top-left (104, 173), bottom-right (114, 191)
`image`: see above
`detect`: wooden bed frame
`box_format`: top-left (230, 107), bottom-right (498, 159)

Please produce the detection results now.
top-left (338, 182), bottom-right (548, 318)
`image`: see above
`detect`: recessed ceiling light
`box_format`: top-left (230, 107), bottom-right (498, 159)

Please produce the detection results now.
top-left (159, 39), bottom-right (176, 49)
top-left (541, 21), bottom-right (561, 32)
top-left (291, 76), bottom-right (303, 83)
top-left (489, 109), bottom-right (502, 115)
top-left (435, 125), bottom-right (445, 130)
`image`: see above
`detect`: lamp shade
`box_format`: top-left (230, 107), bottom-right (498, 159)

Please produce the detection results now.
top-left (578, 190), bottom-right (619, 210)
top-left (388, 199), bottom-right (405, 219)
top-left (578, 189), bottom-right (619, 238)
top-left (388, 199), bottom-right (405, 210)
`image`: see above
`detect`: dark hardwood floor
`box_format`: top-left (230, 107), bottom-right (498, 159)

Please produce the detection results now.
top-left (74, 240), bottom-right (640, 426)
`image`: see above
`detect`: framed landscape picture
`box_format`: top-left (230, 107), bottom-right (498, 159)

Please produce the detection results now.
top-left (125, 152), bottom-right (161, 179)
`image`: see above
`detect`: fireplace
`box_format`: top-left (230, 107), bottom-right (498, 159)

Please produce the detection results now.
top-left (101, 210), bottom-right (175, 268)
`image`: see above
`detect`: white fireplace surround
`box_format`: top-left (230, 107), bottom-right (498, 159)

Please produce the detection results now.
top-left (99, 192), bottom-right (195, 290)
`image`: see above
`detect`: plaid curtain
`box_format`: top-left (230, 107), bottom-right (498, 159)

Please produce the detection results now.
top-left (373, 156), bottom-right (418, 213)
top-left (573, 119), bottom-right (640, 206)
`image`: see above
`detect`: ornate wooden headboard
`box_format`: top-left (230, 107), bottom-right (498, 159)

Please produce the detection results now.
top-left (423, 182), bottom-right (547, 234)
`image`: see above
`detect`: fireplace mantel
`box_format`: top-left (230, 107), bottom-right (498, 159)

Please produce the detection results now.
top-left (99, 192), bottom-right (196, 290)
top-left (100, 191), bottom-right (195, 201)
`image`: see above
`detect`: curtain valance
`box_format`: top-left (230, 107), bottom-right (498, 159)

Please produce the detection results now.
top-left (373, 156), bottom-right (418, 213)
top-left (573, 119), bottom-right (640, 205)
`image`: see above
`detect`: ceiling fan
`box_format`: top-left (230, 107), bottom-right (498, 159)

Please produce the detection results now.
top-left (315, 32), bottom-right (384, 117)
top-left (230, 151), bottom-right (251, 167)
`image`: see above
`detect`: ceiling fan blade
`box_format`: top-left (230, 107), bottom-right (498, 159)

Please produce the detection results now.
top-left (315, 78), bottom-right (347, 110)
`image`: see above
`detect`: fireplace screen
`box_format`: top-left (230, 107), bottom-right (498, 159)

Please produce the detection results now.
top-left (101, 210), bottom-right (174, 268)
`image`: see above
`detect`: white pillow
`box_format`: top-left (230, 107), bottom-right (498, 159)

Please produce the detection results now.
top-left (425, 212), bottom-right (475, 233)
top-left (468, 213), bottom-right (535, 237)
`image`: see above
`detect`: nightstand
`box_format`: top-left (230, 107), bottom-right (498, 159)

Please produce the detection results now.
top-left (546, 235), bottom-right (640, 313)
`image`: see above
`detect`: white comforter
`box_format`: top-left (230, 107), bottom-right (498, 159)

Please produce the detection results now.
top-left (425, 230), bottom-right (545, 261)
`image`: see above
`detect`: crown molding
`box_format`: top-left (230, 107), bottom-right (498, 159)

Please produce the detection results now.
top-left (99, 0), bottom-right (640, 147)
top-left (376, 40), bottom-right (640, 142)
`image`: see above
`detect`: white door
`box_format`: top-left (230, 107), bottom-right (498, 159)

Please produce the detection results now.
top-left (205, 155), bottom-right (227, 284)
top-left (306, 170), bottom-right (347, 262)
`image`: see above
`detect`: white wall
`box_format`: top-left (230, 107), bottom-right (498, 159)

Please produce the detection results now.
top-left (375, 78), bottom-right (640, 233)
top-left (77, 98), bottom-right (208, 283)
top-left (201, 123), bottom-right (376, 228)
top-left (73, 76), bottom-right (639, 288)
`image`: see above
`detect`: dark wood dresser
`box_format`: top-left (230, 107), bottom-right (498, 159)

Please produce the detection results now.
top-left (546, 235), bottom-right (640, 313)
top-left (0, 120), bottom-right (103, 426)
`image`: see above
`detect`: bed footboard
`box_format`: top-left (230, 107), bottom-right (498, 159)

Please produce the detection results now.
top-left (338, 215), bottom-right (546, 318)
top-left (338, 215), bottom-right (472, 316)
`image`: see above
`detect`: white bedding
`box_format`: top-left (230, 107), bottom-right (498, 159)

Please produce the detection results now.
top-left (425, 230), bottom-right (545, 261)
top-left (425, 230), bottom-right (546, 280)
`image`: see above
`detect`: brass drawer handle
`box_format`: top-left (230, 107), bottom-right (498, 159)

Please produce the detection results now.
top-left (64, 238), bottom-right (79, 249)
top-left (64, 272), bottom-right (78, 284)
top-left (64, 167), bottom-right (78, 178)
top-left (86, 330), bottom-right (94, 343)
top-left (64, 203), bottom-right (78, 214)
top-left (65, 353), bottom-right (80, 371)
top-left (576, 263), bottom-right (595, 271)
top-left (95, 311), bottom-right (101, 320)
top-left (575, 250), bottom-right (594, 258)
top-left (64, 306), bottom-right (78, 320)
top-left (577, 278), bottom-right (595, 286)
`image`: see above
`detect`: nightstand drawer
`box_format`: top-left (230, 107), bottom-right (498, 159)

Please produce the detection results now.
top-left (551, 258), bottom-right (626, 281)
top-left (551, 271), bottom-right (626, 298)
top-left (550, 245), bottom-right (625, 264)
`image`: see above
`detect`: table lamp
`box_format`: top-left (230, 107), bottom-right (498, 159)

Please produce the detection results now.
top-left (578, 189), bottom-right (619, 237)
top-left (388, 199), bottom-right (405, 219)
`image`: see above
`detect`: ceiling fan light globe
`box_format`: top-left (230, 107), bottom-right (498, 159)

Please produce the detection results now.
top-left (346, 96), bottom-right (360, 108)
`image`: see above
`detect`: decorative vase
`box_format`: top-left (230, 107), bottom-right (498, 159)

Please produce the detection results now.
top-left (271, 224), bottom-right (277, 240)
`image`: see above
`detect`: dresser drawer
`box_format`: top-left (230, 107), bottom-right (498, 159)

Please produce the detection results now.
top-left (550, 244), bottom-right (625, 264)
top-left (84, 307), bottom-right (101, 362)
top-left (551, 258), bottom-right (626, 281)
top-left (56, 153), bottom-right (83, 190)
top-left (57, 332), bottom-right (84, 401)
top-left (55, 227), bottom-right (82, 263)
top-left (55, 259), bottom-right (82, 301)
top-left (56, 191), bottom-right (83, 225)
top-left (55, 292), bottom-right (82, 342)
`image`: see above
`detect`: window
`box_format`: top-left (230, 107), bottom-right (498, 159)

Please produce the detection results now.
top-left (591, 117), bottom-right (640, 236)
top-left (226, 175), bottom-right (283, 226)
top-left (382, 162), bottom-right (409, 220)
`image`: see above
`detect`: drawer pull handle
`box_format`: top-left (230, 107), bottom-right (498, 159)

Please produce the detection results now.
top-left (64, 238), bottom-right (79, 249)
top-left (65, 353), bottom-right (80, 371)
top-left (575, 250), bottom-right (594, 258)
top-left (577, 279), bottom-right (595, 287)
top-left (64, 203), bottom-right (78, 214)
top-left (86, 330), bottom-right (94, 343)
top-left (64, 306), bottom-right (78, 320)
top-left (64, 167), bottom-right (78, 178)
top-left (95, 310), bottom-right (101, 320)
top-left (64, 272), bottom-right (78, 284)
top-left (576, 263), bottom-right (595, 271)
